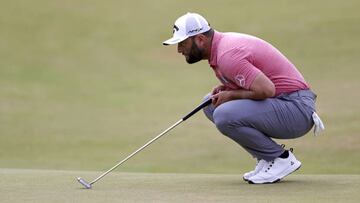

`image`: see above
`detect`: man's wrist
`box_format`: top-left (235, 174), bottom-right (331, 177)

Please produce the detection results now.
top-left (230, 89), bottom-right (254, 100)
top-left (229, 90), bottom-right (242, 100)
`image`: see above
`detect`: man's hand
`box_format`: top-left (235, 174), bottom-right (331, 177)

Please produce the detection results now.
top-left (211, 91), bottom-right (234, 107)
top-left (211, 84), bottom-right (227, 95)
top-left (210, 72), bottom-right (276, 107)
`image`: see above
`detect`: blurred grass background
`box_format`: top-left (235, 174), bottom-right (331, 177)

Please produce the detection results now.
top-left (0, 0), bottom-right (359, 174)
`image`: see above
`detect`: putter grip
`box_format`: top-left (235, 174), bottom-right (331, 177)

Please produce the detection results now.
top-left (182, 98), bottom-right (212, 121)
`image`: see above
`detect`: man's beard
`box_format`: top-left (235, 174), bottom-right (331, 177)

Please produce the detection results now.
top-left (186, 39), bottom-right (203, 64)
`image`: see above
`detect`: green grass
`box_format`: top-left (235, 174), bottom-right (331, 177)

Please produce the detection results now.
top-left (1, 168), bottom-right (359, 203)
top-left (1, 1), bottom-right (359, 201)
top-left (0, 0), bottom-right (359, 176)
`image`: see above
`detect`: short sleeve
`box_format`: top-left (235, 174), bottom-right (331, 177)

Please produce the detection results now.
top-left (218, 49), bottom-right (260, 90)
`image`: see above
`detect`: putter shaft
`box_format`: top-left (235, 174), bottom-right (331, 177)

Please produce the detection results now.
top-left (77, 98), bottom-right (211, 188)
top-left (90, 119), bottom-right (184, 185)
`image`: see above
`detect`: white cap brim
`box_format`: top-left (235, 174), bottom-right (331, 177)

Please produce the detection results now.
top-left (162, 36), bottom-right (188, 46)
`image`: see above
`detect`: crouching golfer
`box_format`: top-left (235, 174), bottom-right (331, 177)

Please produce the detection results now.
top-left (162, 13), bottom-right (324, 184)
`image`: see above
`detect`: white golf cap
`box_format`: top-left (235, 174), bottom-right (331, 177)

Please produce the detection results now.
top-left (163, 12), bottom-right (211, 45)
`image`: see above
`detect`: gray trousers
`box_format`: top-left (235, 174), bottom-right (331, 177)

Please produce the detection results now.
top-left (203, 90), bottom-right (316, 161)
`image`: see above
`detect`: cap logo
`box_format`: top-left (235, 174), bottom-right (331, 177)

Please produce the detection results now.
top-left (173, 25), bottom-right (179, 33)
top-left (187, 27), bottom-right (203, 34)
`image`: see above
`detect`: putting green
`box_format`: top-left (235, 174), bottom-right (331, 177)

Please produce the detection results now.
top-left (1, 168), bottom-right (359, 203)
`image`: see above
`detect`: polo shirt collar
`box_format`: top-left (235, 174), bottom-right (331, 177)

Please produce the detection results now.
top-left (208, 30), bottom-right (222, 68)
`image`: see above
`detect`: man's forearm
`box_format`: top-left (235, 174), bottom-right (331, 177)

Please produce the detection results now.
top-left (230, 89), bottom-right (273, 100)
top-left (211, 86), bottom-right (275, 107)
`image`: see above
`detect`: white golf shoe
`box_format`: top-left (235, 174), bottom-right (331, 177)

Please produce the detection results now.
top-left (243, 159), bottom-right (267, 181)
top-left (248, 150), bottom-right (301, 184)
top-left (243, 144), bottom-right (286, 182)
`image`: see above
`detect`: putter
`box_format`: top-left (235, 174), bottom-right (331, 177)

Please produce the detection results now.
top-left (77, 98), bottom-right (212, 189)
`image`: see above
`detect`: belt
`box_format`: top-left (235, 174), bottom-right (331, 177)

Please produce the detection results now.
top-left (284, 89), bottom-right (317, 100)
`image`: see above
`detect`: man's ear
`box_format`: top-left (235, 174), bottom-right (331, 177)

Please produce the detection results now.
top-left (194, 34), bottom-right (207, 48)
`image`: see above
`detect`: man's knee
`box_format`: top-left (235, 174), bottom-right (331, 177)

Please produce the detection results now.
top-left (203, 93), bottom-right (215, 122)
top-left (213, 103), bottom-right (237, 135)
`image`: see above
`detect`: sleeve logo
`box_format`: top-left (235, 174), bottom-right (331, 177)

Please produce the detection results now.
top-left (235, 74), bottom-right (246, 87)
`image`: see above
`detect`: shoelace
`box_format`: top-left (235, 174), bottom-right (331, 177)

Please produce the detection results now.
top-left (265, 160), bottom-right (275, 173)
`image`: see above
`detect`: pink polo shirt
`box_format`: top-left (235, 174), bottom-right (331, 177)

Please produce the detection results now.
top-left (208, 31), bottom-right (309, 96)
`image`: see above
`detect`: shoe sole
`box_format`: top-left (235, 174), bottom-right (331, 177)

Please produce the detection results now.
top-left (247, 162), bottom-right (301, 184)
top-left (248, 178), bottom-right (281, 184)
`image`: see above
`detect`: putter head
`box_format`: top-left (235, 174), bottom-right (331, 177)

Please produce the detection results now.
top-left (77, 177), bottom-right (92, 189)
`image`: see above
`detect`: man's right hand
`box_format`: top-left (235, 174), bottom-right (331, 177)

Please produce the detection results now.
top-left (211, 84), bottom-right (227, 95)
